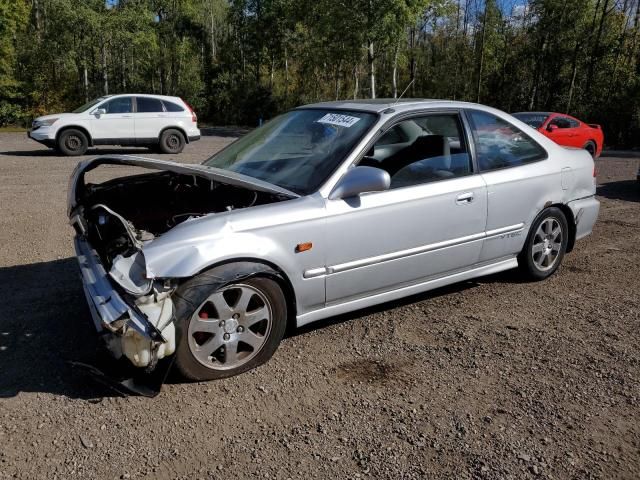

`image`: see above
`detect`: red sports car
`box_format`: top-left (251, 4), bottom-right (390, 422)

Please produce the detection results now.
top-left (512, 112), bottom-right (604, 158)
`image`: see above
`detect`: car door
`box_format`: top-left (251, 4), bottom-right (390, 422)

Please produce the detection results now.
top-left (91, 96), bottom-right (135, 143)
top-left (465, 109), bottom-right (555, 262)
top-left (134, 96), bottom-right (167, 144)
top-left (323, 112), bottom-right (488, 304)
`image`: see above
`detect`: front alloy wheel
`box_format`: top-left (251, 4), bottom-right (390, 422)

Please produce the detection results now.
top-left (174, 274), bottom-right (287, 381)
top-left (188, 284), bottom-right (273, 371)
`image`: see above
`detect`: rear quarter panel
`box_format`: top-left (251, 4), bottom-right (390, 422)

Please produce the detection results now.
top-left (480, 111), bottom-right (596, 261)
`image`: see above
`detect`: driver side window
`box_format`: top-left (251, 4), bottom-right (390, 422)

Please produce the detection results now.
top-left (358, 113), bottom-right (472, 189)
top-left (102, 97), bottom-right (132, 114)
top-left (549, 117), bottom-right (573, 129)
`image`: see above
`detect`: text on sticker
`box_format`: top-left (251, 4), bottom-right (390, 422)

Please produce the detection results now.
top-left (316, 113), bottom-right (361, 128)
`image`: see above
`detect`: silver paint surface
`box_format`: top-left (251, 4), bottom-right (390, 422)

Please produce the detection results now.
top-left (71, 100), bottom-right (600, 329)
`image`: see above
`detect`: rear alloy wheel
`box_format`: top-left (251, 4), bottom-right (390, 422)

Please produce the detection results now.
top-left (584, 141), bottom-right (596, 158)
top-left (174, 276), bottom-right (287, 381)
top-left (518, 207), bottom-right (568, 280)
top-left (57, 129), bottom-right (88, 156)
top-left (158, 128), bottom-right (185, 154)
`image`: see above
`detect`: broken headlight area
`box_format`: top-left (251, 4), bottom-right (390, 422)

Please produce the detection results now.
top-left (75, 234), bottom-right (177, 370)
top-left (70, 160), bottom-right (289, 376)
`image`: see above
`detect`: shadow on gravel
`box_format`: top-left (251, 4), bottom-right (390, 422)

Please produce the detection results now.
top-left (0, 257), bottom-right (521, 398)
top-left (0, 147), bottom-right (152, 157)
top-left (597, 179), bottom-right (640, 203)
top-left (0, 258), bottom-right (119, 400)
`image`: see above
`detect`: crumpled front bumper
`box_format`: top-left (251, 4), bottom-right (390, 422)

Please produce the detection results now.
top-left (74, 236), bottom-right (165, 343)
top-left (73, 236), bottom-right (178, 396)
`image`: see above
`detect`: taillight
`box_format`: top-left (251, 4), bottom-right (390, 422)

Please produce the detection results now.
top-left (184, 100), bottom-right (197, 123)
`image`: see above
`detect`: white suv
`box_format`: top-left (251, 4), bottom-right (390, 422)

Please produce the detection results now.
top-left (28, 94), bottom-right (201, 156)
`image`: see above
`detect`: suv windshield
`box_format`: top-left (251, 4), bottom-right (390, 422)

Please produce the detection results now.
top-left (203, 109), bottom-right (377, 195)
top-left (512, 113), bottom-right (549, 129)
top-left (72, 97), bottom-right (107, 113)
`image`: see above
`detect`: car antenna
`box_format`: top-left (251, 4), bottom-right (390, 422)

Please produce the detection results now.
top-left (393, 79), bottom-right (415, 105)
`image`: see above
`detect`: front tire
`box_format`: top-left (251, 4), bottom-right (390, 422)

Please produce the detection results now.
top-left (174, 274), bottom-right (287, 381)
top-left (57, 129), bottom-right (88, 156)
top-left (158, 129), bottom-right (185, 154)
top-left (518, 207), bottom-right (568, 281)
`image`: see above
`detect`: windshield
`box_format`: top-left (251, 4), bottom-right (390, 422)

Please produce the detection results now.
top-left (72, 97), bottom-right (107, 113)
top-left (203, 109), bottom-right (378, 195)
top-left (512, 113), bottom-right (549, 129)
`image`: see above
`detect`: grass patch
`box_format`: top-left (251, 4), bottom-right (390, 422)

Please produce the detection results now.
top-left (0, 126), bottom-right (27, 133)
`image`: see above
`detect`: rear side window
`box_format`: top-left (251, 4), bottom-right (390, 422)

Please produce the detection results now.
top-left (163, 100), bottom-right (184, 112)
top-left (103, 97), bottom-right (132, 114)
top-left (136, 97), bottom-right (164, 113)
top-left (467, 110), bottom-right (547, 172)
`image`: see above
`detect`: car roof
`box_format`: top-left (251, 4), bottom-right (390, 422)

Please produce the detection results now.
top-left (513, 111), bottom-right (552, 116)
top-left (105, 93), bottom-right (183, 101)
top-left (299, 98), bottom-right (485, 114)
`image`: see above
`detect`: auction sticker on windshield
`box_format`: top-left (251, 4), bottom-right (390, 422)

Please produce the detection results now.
top-left (317, 113), bottom-right (361, 128)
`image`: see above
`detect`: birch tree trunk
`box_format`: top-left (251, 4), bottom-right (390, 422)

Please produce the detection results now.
top-left (101, 42), bottom-right (109, 95)
top-left (368, 39), bottom-right (375, 99)
top-left (210, 8), bottom-right (216, 61)
top-left (353, 65), bottom-right (359, 99)
top-left (476, 9), bottom-right (487, 103)
top-left (83, 65), bottom-right (89, 103)
top-left (392, 41), bottom-right (399, 98)
top-left (566, 38), bottom-right (581, 112)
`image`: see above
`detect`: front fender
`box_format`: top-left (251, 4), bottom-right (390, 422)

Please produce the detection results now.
top-left (143, 229), bottom-right (295, 280)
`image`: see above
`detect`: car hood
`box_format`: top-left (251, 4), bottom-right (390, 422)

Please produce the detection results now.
top-left (35, 112), bottom-right (78, 122)
top-left (67, 155), bottom-right (299, 214)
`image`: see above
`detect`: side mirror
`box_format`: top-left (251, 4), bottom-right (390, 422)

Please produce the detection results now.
top-left (93, 108), bottom-right (106, 117)
top-left (329, 166), bottom-right (390, 200)
top-left (547, 124), bottom-right (558, 132)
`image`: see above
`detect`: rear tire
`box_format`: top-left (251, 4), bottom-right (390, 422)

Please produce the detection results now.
top-left (158, 129), bottom-right (185, 154)
top-left (57, 129), bottom-right (88, 156)
top-left (174, 273), bottom-right (287, 381)
top-left (518, 207), bottom-right (568, 281)
top-left (584, 141), bottom-right (596, 158)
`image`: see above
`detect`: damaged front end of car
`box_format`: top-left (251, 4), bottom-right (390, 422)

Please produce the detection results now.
top-left (68, 155), bottom-right (296, 395)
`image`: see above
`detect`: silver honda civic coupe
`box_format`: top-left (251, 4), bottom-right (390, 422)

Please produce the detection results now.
top-left (68, 99), bottom-right (599, 383)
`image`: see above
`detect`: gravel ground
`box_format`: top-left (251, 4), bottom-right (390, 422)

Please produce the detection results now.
top-left (0, 132), bottom-right (638, 479)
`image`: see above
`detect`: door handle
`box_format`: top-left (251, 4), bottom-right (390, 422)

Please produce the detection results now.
top-left (122, 115), bottom-right (132, 118)
top-left (456, 192), bottom-right (474, 205)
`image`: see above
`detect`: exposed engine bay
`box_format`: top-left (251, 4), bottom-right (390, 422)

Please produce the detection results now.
top-left (78, 170), bottom-right (285, 269)
top-left (68, 157), bottom-right (293, 383)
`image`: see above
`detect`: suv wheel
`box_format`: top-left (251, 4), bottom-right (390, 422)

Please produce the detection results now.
top-left (158, 129), bottom-right (185, 154)
top-left (174, 275), bottom-right (287, 381)
top-left (57, 129), bottom-right (89, 156)
top-left (518, 207), bottom-right (569, 280)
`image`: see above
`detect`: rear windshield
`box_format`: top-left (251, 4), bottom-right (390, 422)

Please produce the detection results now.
top-left (512, 113), bottom-right (549, 129)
